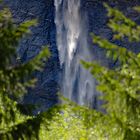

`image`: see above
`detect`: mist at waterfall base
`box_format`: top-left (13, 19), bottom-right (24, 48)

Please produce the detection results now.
top-left (55, 0), bottom-right (99, 108)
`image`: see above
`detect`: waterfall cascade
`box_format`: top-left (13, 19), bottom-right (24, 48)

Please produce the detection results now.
top-left (55, 0), bottom-right (98, 107)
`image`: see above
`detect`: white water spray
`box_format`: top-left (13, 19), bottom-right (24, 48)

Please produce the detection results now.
top-left (55, 0), bottom-right (98, 107)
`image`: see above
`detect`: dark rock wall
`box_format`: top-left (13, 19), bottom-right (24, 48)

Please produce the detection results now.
top-left (3, 0), bottom-right (140, 111)
top-left (4, 0), bottom-right (60, 112)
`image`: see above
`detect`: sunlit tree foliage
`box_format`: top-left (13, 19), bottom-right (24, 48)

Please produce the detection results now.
top-left (82, 4), bottom-right (140, 140)
top-left (0, 3), bottom-right (51, 139)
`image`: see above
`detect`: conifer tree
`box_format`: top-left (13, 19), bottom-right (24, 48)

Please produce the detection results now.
top-left (0, 3), bottom-right (51, 139)
top-left (2, 1), bottom-right (140, 140)
top-left (82, 4), bottom-right (140, 140)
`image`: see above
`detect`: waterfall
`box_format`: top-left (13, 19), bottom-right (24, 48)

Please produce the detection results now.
top-left (55, 0), bottom-right (98, 107)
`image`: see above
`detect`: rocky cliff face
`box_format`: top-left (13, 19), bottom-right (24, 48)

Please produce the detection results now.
top-left (4, 0), bottom-right (59, 112)
top-left (4, 0), bottom-right (140, 112)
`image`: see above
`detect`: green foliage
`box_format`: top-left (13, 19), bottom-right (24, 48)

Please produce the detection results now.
top-left (41, 98), bottom-right (102, 140)
top-left (82, 4), bottom-right (140, 140)
top-left (2, 2), bottom-right (140, 140)
top-left (0, 4), bottom-right (51, 140)
top-left (105, 4), bottom-right (140, 42)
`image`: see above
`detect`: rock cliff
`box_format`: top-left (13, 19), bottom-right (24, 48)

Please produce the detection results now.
top-left (4, 0), bottom-right (140, 112)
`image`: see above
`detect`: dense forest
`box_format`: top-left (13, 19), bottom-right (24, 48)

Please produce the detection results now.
top-left (0, 0), bottom-right (140, 140)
